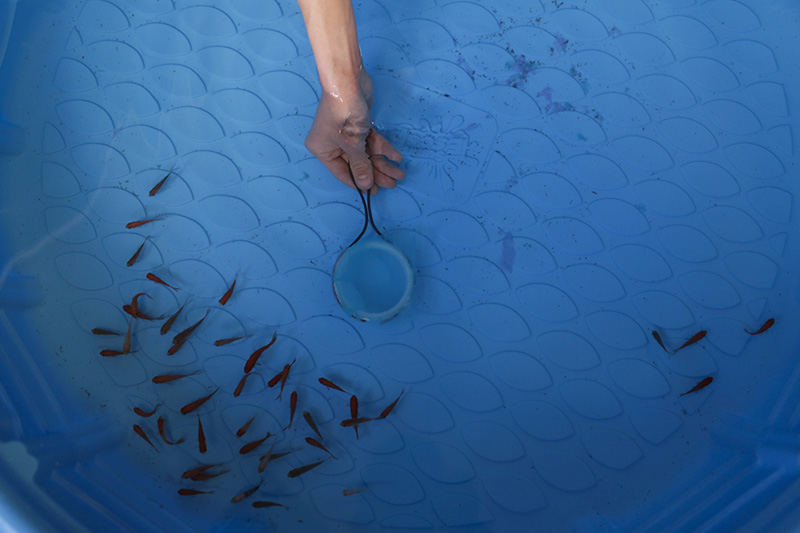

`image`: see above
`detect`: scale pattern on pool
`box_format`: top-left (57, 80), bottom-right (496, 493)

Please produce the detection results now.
top-left (4, 0), bottom-right (800, 531)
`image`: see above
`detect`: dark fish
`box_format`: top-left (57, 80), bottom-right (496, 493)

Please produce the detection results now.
top-left (239, 432), bottom-right (271, 455)
top-left (680, 376), bottom-right (713, 396)
top-left (651, 330), bottom-right (670, 353)
top-left (303, 411), bottom-right (323, 441)
top-left (244, 332), bottom-right (278, 373)
top-left (746, 318), bottom-right (775, 335)
top-left (257, 443), bottom-right (276, 474)
top-left (180, 388), bottom-right (218, 415)
top-left (342, 488), bottom-right (367, 496)
top-left (133, 424), bottom-right (157, 450)
top-left (126, 237), bottom-right (148, 267)
top-left (230, 482), bottom-right (261, 503)
top-left (305, 437), bottom-right (336, 459)
top-left (234, 373), bottom-right (251, 398)
top-left (287, 460), bottom-right (324, 478)
top-left (318, 377), bottom-right (347, 393)
top-left (160, 302), bottom-right (187, 336)
top-left (378, 391), bottom-right (403, 419)
top-left (340, 417), bottom-right (372, 428)
top-left (190, 470), bottom-right (229, 482)
top-left (197, 415), bottom-right (207, 454)
top-left (236, 416), bottom-right (255, 438)
top-left (350, 395), bottom-right (359, 439)
top-left (252, 501), bottom-right (284, 508)
top-left (675, 330), bottom-right (707, 352)
top-left (133, 405), bottom-right (158, 417)
top-left (181, 464), bottom-right (219, 479)
top-left (267, 369), bottom-right (283, 388)
top-left (172, 310), bottom-right (210, 346)
top-left (122, 320), bottom-right (133, 354)
top-left (214, 335), bottom-right (246, 346)
top-left (91, 328), bottom-right (120, 336)
top-left (100, 349), bottom-right (126, 357)
top-left (269, 450), bottom-right (292, 461)
top-left (149, 170), bottom-right (172, 197)
top-left (157, 416), bottom-right (184, 445)
top-left (284, 391), bottom-right (297, 430)
top-left (146, 272), bottom-right (178, 290)
top-left (219, 279), bottom-right (236, 306)
top-left (126, 218), bottom-right (160, 229)
top-left (123, 304), bottom-right (159, 321)
top-left (276, 359), bottom-right (296, 399)
top-left (178, 488), bottom-right (212, 496)
top-left (152, 371), bottom-right (197, 384)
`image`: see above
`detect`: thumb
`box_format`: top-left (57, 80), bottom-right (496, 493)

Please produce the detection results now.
top-left (347, 151), bottom-right (374, 191)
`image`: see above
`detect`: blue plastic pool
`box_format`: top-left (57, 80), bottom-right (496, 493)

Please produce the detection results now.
top-left (1, 1), bottom-right (800, 532)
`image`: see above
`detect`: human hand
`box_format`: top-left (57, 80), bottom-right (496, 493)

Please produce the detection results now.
top-left (304, 71), bottom-right (405, 194)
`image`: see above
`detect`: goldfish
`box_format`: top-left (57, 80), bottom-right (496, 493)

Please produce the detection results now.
top-left (126, 237), bottom-right (147, 267)
top-left (287, 460), bottom-right (323, 478)
top-left (157, 416), bottom-right (184, 445)
top-left (284, 391), bottom-right (297, 430)
top-left (125, 218), bottom-right (161, 229)
top-left (239, 432), bottom-right (271, 455)
top-left (318, 377), bottom-right (347, 393)
top-left (181, 464), bottom-right (219, 479)
top-left (197, 416), bottom-right (207, 453)
top-left (252, 501), bottom-right (284, 508)
top-left (651, 330), bottom-right (670, 353)
top-left (146, 272), bottom-right (178, 290)
top-left (189, 470), bottom-right (228, 481)
top-left (276, 359), bottom-right (296, 399)
top-left (257, 443), bottom-right (276, 474)
top-left (91, 328), bottom-right (120, 336)
top-left (122, 320), bottom-right (133, 354)
top-left (178, 488), bottom-right (212, 496)
top-left (378, 391), bottom-right (403, 419)
top-left (342, 488), bottom-right (367, 496)
top-left (680, 376), bottom-right (713, 396)
top-left (236, 416), bottom-right (255, 438)
top-left (214, 335), bottom-right (246, 346)
top-left (151, 372), bottom-right (197, 384)
top-left (674, 330), bottom-right (707, 352)
top-left (234, 373), bottom-right (251, 398)
top-left (219, 279), bottom-right (236, 306)
top-left (340, 417), bottom-right (372, 428)
top-left (350, 395), bottom-right (359, 439)
top-left (303, 411), bottom-right (323, 441)
top-left (133, 405), bottom-right (159, 417)
top-left (160, 302), bottom-right (186, 335)
top-left (149, 170), bottom-right (172, 196)
top-left (100, 349), bottom-right (125, 357)
top-left (180, 388), bottom-right (218, 415)
top-left (231, 482), bottom-right (261, 503)
top-left (132, 424), bottom-right (157, 451)
top-left (746, 318), bottom-right (774, 335)
top-left (243, 332), bottom-right (278, 373)
top-left (305, 437), bottom-right (336, 459)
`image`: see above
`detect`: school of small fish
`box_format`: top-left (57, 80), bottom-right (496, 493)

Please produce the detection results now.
top-left (92, 170), bottom-right (405, 513)
top-left (92, 169), bottom-right (777, 516)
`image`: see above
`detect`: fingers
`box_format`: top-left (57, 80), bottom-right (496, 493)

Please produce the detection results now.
top-left (367, 130), bottom-right (403, 163)
top-left (373, 168), bottom-right (398, 190)
top-left (371, 154), bottom-right (405, 182)
top-left (346, 150), bottom-right (374, 191)
top-left (321, 155), bottom-right (361, 191)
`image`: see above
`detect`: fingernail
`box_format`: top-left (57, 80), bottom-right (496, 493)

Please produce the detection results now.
top-left (357, 175), bottom-right (369, 184)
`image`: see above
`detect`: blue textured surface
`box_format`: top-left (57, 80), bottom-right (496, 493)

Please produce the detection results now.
top-left (1, 0), bottom-right (800, 532)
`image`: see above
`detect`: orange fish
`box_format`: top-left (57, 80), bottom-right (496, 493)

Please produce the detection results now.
top-left (350, 395), bottom-right (359, 439)
top-left (651, 330), bottom-right (670, 353)
top-left (146, 272), bottom-right (178, 291)
top-left (91, 328), bottom-right (120, 336)
top-left (178, 488), bottom-right (212, 496)
top-left (680, 376), bottom-right (713, 396)
top-left (303, 411), bottom-right (323, 441)
top-left (236, 416), bottom-right (255, 438)
top-left (170, 310), bottom-right (209, 354)
top-left (674, 330), bottom-right (707, 352)
top-left (276, 359), bottom-right (296, 399)
top-left (160, 302), bottom-right (186, 335)
top-left (287, 460), bottom-right (324, 478)
top-left (100, 349), bottom-right (126, 357)
top-left (746, 318), bottom-right (774, 335)
top-left (133, 424), bottom-right (157, 451)
top-left (244, 332), bottom-right (278, 373)
top-left (340, 417), bottom-right (372, 428)
top-left (133, 405), bottom-right (158, 417)
top-left (149, 170), bottom-right (172, 197)
top-left (126, 237), bottom-right (148, 267)
top-left (122, 320), bottom-right (133, 354)
top-left (180, 388), bottom-right (218, 415)
top-left (318, 377), bottom-right (347, 393)
top-left (239, 432), bottom-right (271, 455)
top-left (267, 369), bottom-right (283, 388)
top-left (197, 415), bottom-right (207, 453)
top-left (214, 335), bottom-right (246, 346)
top-left (234, 373), bottom-right (251, 398)
top-left (125, 218), bottom-right (161, 229)
top-left (231, 482), bottom-right (261, 504)
top-left (157, 416), bottom-right (184, 445)
top-left (378, 391), bottom-right (403, 419)
top-left (284, 391), bottom-right (297, 430)
top-left (305, 437), bottom-right (336, 459)
top-left (219, 279), bottom-right (236, 306)
top-left (190, 470), bottom-right (229, 482)
top-left (122, 304), bottom-right (159, 321)
top-left (257, 443), bottom-right (276, 474)
top-left (151, 371), bottom-right (197, 384)
top-left (342, 488), bottom-right (367, 497)
top-left (181, 464), bottom-right (219, 479)
top-left (252, 501), bottom-right (284, 508)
